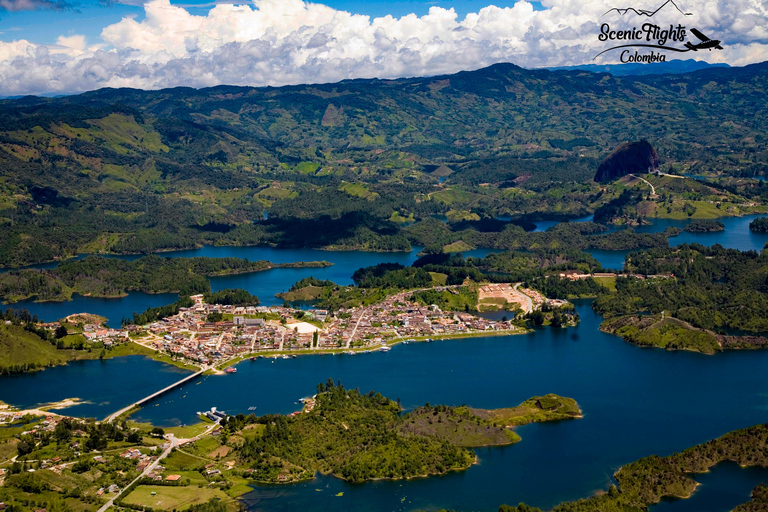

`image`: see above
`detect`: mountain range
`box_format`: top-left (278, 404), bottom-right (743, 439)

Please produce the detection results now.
top-left (0, 60), bottom-right (766, 266)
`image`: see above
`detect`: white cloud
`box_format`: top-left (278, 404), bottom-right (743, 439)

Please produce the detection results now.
top-left (56, 34), bottom-right (87, 52)
top-left (1, 0), bottom-right (767, 95)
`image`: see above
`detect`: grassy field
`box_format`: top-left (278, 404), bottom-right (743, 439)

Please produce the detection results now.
top-left (593, 276), bottom-right (617, 292)
top-left (0, 437), bottom-right (19, 462)
top-left (400, 407), bottom-right (520, 447)
top-left (603, 315), bottom-right (722, 354)
top-left (389, 211), bottom-right (415, 224)
top-left (276, 285), bottom-right (325, 302)
top-left (429, 272), bottom-right (448, 285)
top-left (123, 485), bottom-right (228, 510)
top-left (127, 418), bottom-right (214, 440)
top-left (0, 324), bottom-right (149, 373)
top-left (0, 323), bottom-right (70, 369)
top-left (469, 394), bottom-right (582, 427)
top-left (442, 240), bottom-right (474, 253)
top-left (338, 182), bottom-right (378, 199)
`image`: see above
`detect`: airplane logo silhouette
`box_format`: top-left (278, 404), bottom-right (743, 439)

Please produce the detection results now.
top-left (684, 28), bottom-right (723, 51)
top-left (603, 0), bottom-right (692, 17)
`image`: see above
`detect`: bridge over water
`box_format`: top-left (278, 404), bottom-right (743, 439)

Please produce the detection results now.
top-left (103, 369), bottom-right (204, 422)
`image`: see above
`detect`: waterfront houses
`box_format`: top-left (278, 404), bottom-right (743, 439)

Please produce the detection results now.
top-left (129, 286), bottom-right (532, 366)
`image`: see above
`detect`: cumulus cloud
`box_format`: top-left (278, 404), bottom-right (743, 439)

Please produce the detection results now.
top-left (1, 0), bottom-right (767, 95)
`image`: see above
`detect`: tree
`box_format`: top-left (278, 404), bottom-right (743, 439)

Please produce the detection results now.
top-left (53, 421), bottom-right (72, 444)
top-left (206, 312), bottom-right (223, 323)
top-left (55, 325), bottom-right (68, 339)
top-left (16, 440), bottom-right (34, 457)
top-left (528, 310), bottom-right (545, 326)
top-left (150, 427), bottom-right (165, 437)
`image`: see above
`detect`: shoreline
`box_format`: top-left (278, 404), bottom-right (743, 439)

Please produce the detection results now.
top-left (212, 327), bottom-right (530, 371)
top-left (4, 205), bottom-right (767, 272)
top-left (1, 261), bottom-right (334, 305)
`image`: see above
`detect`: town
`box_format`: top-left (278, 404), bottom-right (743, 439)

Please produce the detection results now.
top-left (130, 287), bottom-right (536, 369)
top-left (21, 284), bottom-right (580, 373)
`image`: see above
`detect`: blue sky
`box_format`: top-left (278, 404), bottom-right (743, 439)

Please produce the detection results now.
top-left (0, 0), bottom-right (763, 96)
top-left (0, 0), bottom-right (544, 45)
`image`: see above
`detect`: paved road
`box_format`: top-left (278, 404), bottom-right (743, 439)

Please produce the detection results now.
top-left (95, 421), bottom-right (220, 512)
top-left (96, 436), bottom-right (178, 512)
top-left (513, 283), bottom-right (534, 314)
top-left (346, 309), bottom-right (368, 348)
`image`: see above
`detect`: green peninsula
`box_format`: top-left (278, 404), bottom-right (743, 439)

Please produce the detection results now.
top-left (233, 382), bottom-right (580, 484)
top-left (499, 423), bottom-right (768, 512)
top-left (593, 244), bottom-right (768, 353)
top-left (0, 384), bottom-right (580, 512)
top-left (0, 256), bottom-right (331, 304)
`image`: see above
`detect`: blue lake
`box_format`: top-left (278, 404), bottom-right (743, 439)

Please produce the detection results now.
top-left (587, 214), bottom-right (768, 270)
top-left (0, 355), bottom-right (188, 419)
top-left (4, 301), bottom-right (768, 511)
top-left (6, 213), bottom-right (768, 322)
top-left (652, 462), bottom-right (768, 512)
top-left (4, 212), bottom-right (768, 322)
top-left (7, 247), bottom-right (499, 326)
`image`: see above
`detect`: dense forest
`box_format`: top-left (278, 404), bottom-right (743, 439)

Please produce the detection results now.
top-left (593, 244), bottom-right (768, 333)
top-left (0, 256), bottom-right (329, 304)
top-left (226, 380), bottom-right (576, 484)
top-left (233, 381), bottom-right (477, 483)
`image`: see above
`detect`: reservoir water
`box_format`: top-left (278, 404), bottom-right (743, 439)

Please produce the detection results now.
top-left (7, 246), bottom-right (502, 326)
top-left (3, 301), bottom-right (768, 511)
top-left (652, 462), bottom-right (768, 512)
top-left (6, 214), bottom-right (767, 324)
top-left (587, 214), bottom-right (768, 269)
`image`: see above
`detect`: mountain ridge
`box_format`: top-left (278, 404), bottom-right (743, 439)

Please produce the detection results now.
top-left (0, 59), bottom-right (766, 266)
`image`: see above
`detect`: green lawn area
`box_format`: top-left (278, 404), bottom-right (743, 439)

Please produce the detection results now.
top-left (122, 485), bottom-right (228, 510)
top-left (0, 438), bottom-right (19, 462)
top-left (442, 240), bottom-right (474, 252)
top-left (389, 211), bottom-right (415, 224)
top-left (295, 161), bottom-right (320, 174)
top-left (593, 276), bottom-right (617, 292)
top-left (651, 200), bottom-right (726, 220)
top-left (0, 324), bottom-right (70, 369)
top-left (163, 449), bottom-right (209, 471)
top-left (185, 437), bottom-right (221, 457)
top-left (338, 182), bottom-right (377, 199)
top-left (165, 421), bottom-right (214, 439)
top-left (429, 272), bottom-right (448, 286)
top-left (474, 394), bottom-right (582, 426)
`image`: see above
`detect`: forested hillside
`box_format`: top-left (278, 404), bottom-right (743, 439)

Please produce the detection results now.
top-left (1, 62), bottom-right (767, 266)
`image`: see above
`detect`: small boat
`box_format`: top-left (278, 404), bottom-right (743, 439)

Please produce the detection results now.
top-left (380, 346), bottom-right (391, 352)
top-left (250, 356), bottom-right (255, 361)
top-left (225, 367), bottom-right (237, 374)
top-left (292, 355), bottom-right (297, 358)
top-left (282, 355), bottom-right (290, 359)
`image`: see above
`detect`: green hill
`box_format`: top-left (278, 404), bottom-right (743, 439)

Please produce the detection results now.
top-left (0, 323), bottom-right (69, 373)
top-left (1, 62), bottom-right (767, 266)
